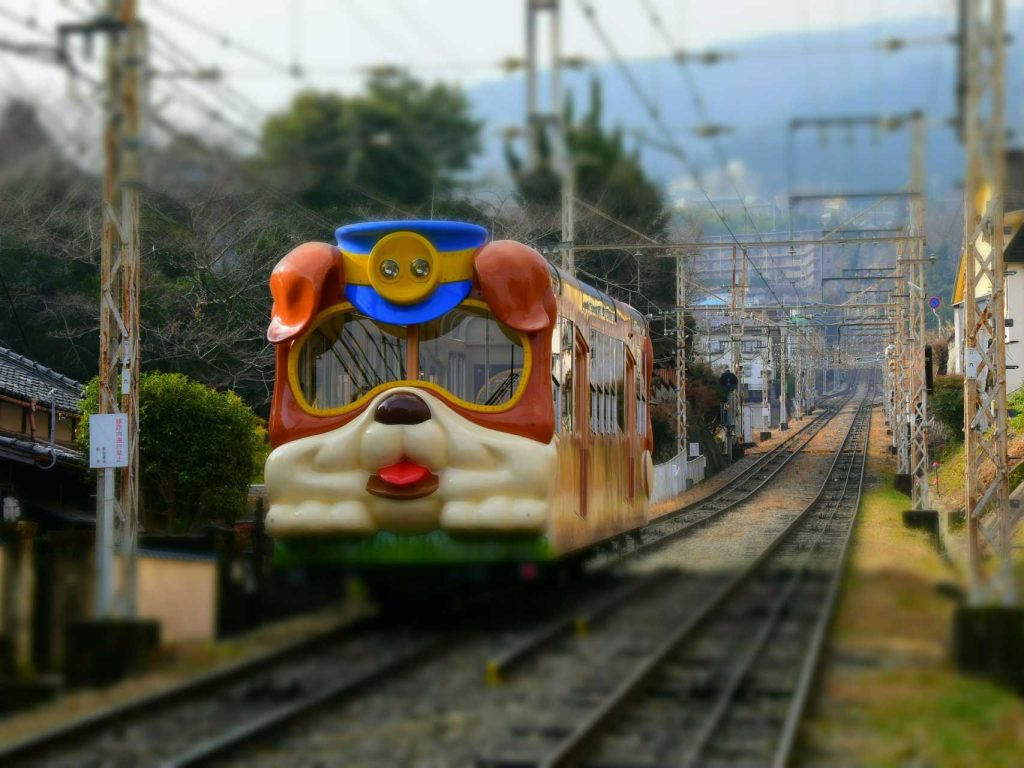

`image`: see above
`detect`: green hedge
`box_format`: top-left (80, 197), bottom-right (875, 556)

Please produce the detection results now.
top-left (80, 372), bottom-right (268, 533)
top-left (931, 374), bottom-right (964, 442)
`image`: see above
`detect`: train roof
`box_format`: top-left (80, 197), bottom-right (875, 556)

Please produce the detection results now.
top-left (546, 262), bottom-right (647, 333)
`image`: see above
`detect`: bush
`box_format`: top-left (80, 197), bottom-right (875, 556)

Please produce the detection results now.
top-left (1009, 387), bottom-right (1024, 434)
top-left (80, 372), bottom-right (268, 533)
top-left (930, 374), bottom-right (964, 442)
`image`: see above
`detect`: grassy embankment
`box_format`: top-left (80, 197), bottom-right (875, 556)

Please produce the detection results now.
top-left (800, 417), bottom-right (1024, 767)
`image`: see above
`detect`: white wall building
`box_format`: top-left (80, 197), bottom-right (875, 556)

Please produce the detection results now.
top-left (949, 210), bottom-right (1024, 396)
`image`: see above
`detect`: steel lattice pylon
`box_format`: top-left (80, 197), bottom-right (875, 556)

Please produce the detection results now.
top-left (907, 112), bottom-right (932, 515)
top-left (760, 322), bottom-right (772, 432)
top-left (962, 0), bottom-right (1018, 604)
top-left (779, 325), bottom-right (789, 429)
top-left (675, 251), bottom-right (687, 455)
top-left (892, 258), bottom-right (910, 478)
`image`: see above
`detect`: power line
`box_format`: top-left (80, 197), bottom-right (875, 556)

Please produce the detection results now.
top-left (573, 0), bottom-right (789, 315)
top-left (148, 0), bottom-right (300, 77)
top-left (638, 0), bottom-right (812, 308)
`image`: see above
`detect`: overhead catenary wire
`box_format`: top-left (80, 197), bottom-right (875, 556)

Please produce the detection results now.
top-left (638, 0), bottom-right (813, 308)
top-left (148, 0), bottom-right (298, 78)
top-left (573, 0), bottom-right (790, 316)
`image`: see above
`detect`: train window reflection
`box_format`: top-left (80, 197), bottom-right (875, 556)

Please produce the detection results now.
top-left (419, 306), bottom-right (526, 406)
top-left (297, 310), bottom-right (408, 410)
top-left (552, 318), bottom-right (573, 433)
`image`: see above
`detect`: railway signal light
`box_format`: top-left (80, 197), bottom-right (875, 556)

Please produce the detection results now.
top-left (924, 345), bottom-right (934, 394)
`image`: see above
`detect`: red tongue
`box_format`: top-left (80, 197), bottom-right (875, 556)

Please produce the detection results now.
top-left (377, 461), bottom-right (430, 487)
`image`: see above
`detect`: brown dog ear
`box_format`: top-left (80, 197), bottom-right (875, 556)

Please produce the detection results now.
top-left (268, 242), bottom-right (344, 343)
top-left (473, 240), bottom-right (556, 333)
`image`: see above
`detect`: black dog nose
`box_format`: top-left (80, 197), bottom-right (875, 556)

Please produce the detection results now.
top-left (374, 392), bottom-right (431, 425)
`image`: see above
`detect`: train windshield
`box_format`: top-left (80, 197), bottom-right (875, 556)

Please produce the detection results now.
top-left (296, 310), bottom-right (408, 410)
top-left (418, 305), bottom-right (525, 406)
top-left (294, 303), bottom-right (526, 412)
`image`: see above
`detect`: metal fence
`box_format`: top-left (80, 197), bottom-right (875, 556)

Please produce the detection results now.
top-left (652, 453), bottom-right (707, 502)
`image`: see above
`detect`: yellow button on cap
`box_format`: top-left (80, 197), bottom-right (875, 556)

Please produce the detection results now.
top-left (368, 231), bottom-right (441, 305)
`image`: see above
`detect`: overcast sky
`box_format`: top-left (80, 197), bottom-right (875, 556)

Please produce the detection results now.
top-left (0, 0), bottom-right (1011, 172)
top-left (3, 1), bottom-right (973, 108)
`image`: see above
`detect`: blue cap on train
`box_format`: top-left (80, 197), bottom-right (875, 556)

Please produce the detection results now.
top-left (335, 220), bottom-right (489, 325)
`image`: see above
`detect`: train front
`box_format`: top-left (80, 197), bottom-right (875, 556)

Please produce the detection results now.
top-left (263, 220), bottom-right (559, 566)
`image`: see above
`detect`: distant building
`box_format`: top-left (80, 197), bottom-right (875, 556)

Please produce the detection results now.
top-left (0, 344), bottom-right (86, 518)
top-left (687, 228), bottom-right (896, 306)
top-left (689, 305), bottom-right (781, 441)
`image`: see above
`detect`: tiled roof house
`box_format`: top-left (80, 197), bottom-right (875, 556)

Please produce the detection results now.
top-left (0, 345), bottom-right (84, 467)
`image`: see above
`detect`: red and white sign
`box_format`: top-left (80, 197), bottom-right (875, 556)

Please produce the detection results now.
top-left (89, 413), bottom-right (129, 468)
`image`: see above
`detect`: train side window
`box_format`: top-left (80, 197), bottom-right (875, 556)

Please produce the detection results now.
top-left (636, 363), bottom-right (648, 437)
top-left (589, 330), bottom-right (599, 433)
top-left (586, 331), bottom-right (627, 435)
top-left (552, 318), bottom-right (573, 433)
top-left (615, 341), bottom-right (625, 432)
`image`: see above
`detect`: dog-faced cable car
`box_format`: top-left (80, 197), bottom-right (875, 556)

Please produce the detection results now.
top-left (263, 220), bottom-right (653, 568)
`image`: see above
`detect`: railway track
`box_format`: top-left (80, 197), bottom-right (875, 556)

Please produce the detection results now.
top-left (0, 619), bottom-right (445, 768)
top-left (632, 383), bottom-right (857, 554)
top-left (483, 386), bottom-right (861, 685)
top-left (1, 385), bottom-right (872, 768)
top-left (480, 389), bottom-right (874, 768)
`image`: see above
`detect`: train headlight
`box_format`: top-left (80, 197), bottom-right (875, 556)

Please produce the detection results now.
top-left (368, 231), bottom-right (441, 304)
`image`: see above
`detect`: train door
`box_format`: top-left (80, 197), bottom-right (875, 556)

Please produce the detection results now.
top-left (625, 351), bottom-right (636, 499)
top-left (574, 330), bottom-right (589, 518)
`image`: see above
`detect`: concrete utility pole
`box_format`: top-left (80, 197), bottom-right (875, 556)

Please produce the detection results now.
top-left (524, 0), bottom-right (574, 275)
top-left (62, 0), bottom-right (144, 618)
top-left (961, 0), bottom-right (1016, 606)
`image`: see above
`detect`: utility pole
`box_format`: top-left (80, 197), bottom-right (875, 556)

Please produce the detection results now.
top-left (893, 243), bottom-right (911, 488)
top-left (524, 0), bottom-right (574, 275)
top-left (730, 246), bottom-right (747, 452)
top-left (905, 110), bottom-right (933, 520)
top-left (793, 327), bottom-right (803, 419)
top-left (61, 1), bottom-right (144, 618)
top-left (808, 330), bottom-right (820, 411)
top-left (675, 250), bottom-right (688, 457)
top-left (961, 0), bottom-right (1016, 605)
top-left (759, 318), bottom-right (772, 440)
top-left (779, 323), bottom-right (789, 429)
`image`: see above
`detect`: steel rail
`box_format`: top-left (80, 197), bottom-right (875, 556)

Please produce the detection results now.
top-left (161, 636), bottom-right (447, 768)
top-left (0, 612), bottom-right (375, 764)
top-left (771, 401), bottom-right (874, 768)
top-left (482, 390), bottom-right (873, 768)
top-left (484, 570), bottom-right (673, 686)
top-left (676, 399), bottom-right (872, 768)
top-left (635, 387), bottom-right (857, 554)
top-left (657, 386), bottom-right (851, 522)
top-left (486, 385), bottom-right (859, 690)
